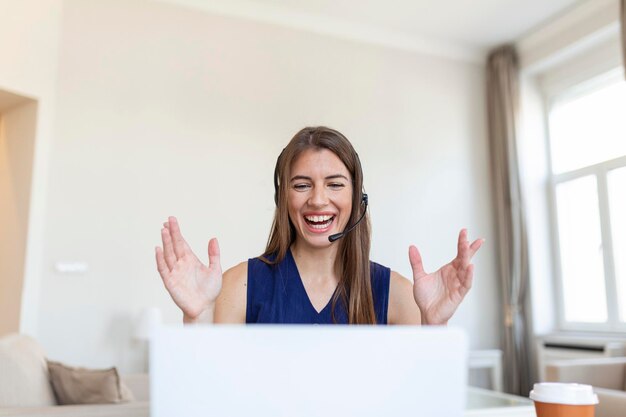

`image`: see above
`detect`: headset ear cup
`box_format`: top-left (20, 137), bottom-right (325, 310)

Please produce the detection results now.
top-left (273, 163), bottom-right (280, 207)
top-left (274, 180), bottom-right (280, 207)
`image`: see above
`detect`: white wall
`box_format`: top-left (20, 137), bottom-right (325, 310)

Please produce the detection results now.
top-left (0, 0), bottom-right (63, 337)
top-left (5, 0), bottom-right (498, 372)
top-left (0, 99), bottom-right (38, 336)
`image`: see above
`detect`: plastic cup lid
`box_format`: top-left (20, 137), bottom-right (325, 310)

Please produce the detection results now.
top-left (529, 383), bottom-right (599, 405)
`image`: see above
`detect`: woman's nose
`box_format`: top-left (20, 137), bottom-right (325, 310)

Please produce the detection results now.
top-left (309, 187), bottom-right (329, 207)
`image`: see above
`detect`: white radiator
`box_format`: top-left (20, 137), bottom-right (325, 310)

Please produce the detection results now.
top-left (537, 335), bottom-right (626, 380)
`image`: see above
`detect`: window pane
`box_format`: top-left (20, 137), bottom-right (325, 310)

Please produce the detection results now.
top-left (556, 176), bottom-right (607, 323)
top-left (608, 167), bottom-right (626, 322)
top-left (549, 81), bottom-right (626, 174)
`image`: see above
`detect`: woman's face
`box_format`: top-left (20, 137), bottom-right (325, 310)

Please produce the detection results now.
top-left (287, 148), bottom-right (353, 249)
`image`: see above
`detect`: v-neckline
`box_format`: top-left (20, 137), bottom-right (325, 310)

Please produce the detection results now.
top-left (287, 248), bottom-right (337, 315)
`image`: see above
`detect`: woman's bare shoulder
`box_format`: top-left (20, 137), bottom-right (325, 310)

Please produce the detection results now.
top-left (390, 270), bottom-right (412, 290)
top-left (223, 261), bottom-right (248, 283)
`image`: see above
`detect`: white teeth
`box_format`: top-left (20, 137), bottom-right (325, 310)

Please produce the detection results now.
top-left (311, 221), bottom-right (331, 229)
top-left (305, 215), bottom-right (333, 222)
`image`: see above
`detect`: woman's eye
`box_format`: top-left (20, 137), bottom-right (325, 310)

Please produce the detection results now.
top-left (293, 184), bottom-right (311, 191)
top-left (329, 183), bottom-right (345, 189)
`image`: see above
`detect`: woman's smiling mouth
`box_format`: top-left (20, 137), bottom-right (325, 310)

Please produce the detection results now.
top-left (303, 214), bottom-right (336, 231)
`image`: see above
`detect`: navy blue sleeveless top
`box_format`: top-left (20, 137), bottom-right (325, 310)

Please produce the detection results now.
top-left (246, 249), bottom-right (390, 324)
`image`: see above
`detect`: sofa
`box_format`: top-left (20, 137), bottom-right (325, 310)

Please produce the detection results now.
top-left (0, 333), bottom-right (149, 417)
top-left (546, 357), bottom-right (626, 417)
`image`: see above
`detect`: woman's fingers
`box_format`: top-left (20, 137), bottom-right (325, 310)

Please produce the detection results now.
top-left (165, 217), bottom-right (196, 252)
top-left (469, 238), bottom-right (484, 258)
top-left (408, 245), bottom-right (425, 277)
top-left (160, 216), bottom-right (219, 273)
top-left (167, 216), bottom-right (187, 259)
top-left (460, 264), bottom-right (474, 294)
top-left (456, 229), bottom-right (486, 266)
top-left (208, 238), bottom-right (221, 271)
top-left (456, 229), bottom-right (470, 266)
top-left (456, 229), bottom-right (484, 259)
top-left (161, 227), bottom-right (177, 270)
top-left (155, 247), bottom-right (171, 281)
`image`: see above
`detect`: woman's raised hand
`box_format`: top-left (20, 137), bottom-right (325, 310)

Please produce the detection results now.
top-left (155, 217), bottom-right (222, 323)
top-left (410, 229), bottom-right (484, 325)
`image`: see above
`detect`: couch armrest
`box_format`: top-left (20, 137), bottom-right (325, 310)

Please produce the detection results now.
top-left (594, 387), bottom-right (626, 417)
top-left (545, 357), bottom-right (626, 390)
top-left (0, 401), bottom-right (149, 417)
top-left (120, 374), bottom-right (149, 402)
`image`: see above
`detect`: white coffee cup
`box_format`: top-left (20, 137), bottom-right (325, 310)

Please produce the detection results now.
top-left (530, 383), bottom-right (598, 417)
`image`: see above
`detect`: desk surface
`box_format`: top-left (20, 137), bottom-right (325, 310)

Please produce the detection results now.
top-left (466, 387), bottom-right (535, 417)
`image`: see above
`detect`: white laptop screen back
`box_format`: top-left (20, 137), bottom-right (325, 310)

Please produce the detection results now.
top-left (151, 326), bottom-right (467, 417)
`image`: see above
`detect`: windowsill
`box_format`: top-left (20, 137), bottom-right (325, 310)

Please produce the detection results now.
top-left (538, 331), bottom-right (626, 345)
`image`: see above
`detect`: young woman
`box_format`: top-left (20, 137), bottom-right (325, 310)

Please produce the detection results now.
top-left (155, 127), bottom-right (483, 325)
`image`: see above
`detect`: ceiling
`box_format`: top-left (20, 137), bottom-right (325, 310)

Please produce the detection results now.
top-left (157, 0), bottom-right (588, 61)
top-left (254, 0), bottom-right (584, 47)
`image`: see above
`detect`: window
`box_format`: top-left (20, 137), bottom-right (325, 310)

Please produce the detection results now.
top-left (547, 74), bottom-right (626, 331)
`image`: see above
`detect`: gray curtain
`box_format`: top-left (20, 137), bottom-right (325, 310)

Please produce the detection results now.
top-left (486, 45), bottom-right (533, 396)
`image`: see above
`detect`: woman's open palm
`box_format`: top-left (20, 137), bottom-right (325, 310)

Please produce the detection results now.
top-left (155, 217), bottom-right (222, 320)
top-left (410, 229), bottom-right (483, 325)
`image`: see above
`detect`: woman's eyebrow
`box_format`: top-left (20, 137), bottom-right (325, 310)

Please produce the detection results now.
top-left (290, 174), bottom-right (349, 182)
top-left (325, 174), bottom-right (349, 181)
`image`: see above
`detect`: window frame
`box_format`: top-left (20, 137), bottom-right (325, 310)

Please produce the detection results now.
top-left (543, 68), bottom-right (626, 333)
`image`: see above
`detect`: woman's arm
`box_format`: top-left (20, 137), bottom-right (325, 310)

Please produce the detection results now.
top-left (388, 271), bottom-right (422, 325)
top-left (213, 262), bottom-right (247, 324)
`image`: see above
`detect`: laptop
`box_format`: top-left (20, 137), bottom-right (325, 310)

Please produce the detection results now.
top-left (151, 325), bottom-right (468, 417)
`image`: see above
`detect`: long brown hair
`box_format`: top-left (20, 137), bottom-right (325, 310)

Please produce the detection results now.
top-left (261, 127), bottom-right (376, 324)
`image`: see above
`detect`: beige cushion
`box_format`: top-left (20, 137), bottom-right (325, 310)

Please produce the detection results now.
top-left (546, 358), bottom-right (626, 390)
top-left (0, 333), bottom-right (57, 407)
top-left (594, 387), bottom-right (626, 417)
top-left (47, 361), bottom-right (134, 405)
top-left (122, 374), bottom-right (150, 402)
